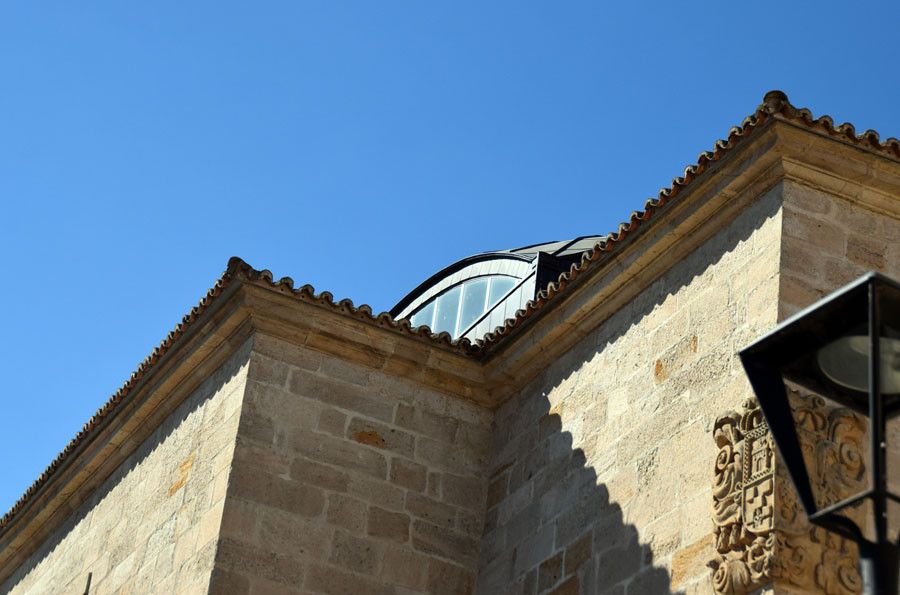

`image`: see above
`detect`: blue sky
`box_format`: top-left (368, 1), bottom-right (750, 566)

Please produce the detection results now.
top-left (1, 2), bottom-right (899, 513)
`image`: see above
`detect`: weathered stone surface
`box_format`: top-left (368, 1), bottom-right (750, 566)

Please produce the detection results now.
top-left (318, 407), bottom-right (348, 437)
top-left (329, 530), bottom-right (379, 575)
top-left (347, 473), bottom-right (406, 511)
top-left (538, 551), bottom-right (563, 591)
top-left (564, 531), bottom-right (592, 576)
top-left (288, 427), bottom-right (389, 480)
top-left (304, 562), bottom-right (394, 595)
top-left (347, 416), bottom-right (416, 458)
top-left (396, 402), bottom-right (460, 443)
top-left (478, 188), bottom-right (787, 595)
top-left (367, 506), bottom-right (410, 543)
top-left (326, 493), bottom-right (367, 534)
top-left (412, 519), bottom-right (480, 567)
top-left (230, 466), bottom-right (326, 518)
top-left (256, 507), bottom-right (331, 561)
top-left (442, 473), bottom-right (485, 510)
top-left (551, 575), bottom-right (579, 595)
top-left (406, 491), bottom-right (459, 529)
top-left (390, 457), bottom-right (428, 492)
top-left (216, 337), bottom-right (491, 594)
top-left (288, 368), bottom-right (394, 423)
top-left (427, 558), bottom-right (476, 595)
top-left (290, 456), bottom-right (350, 492)
top-left (2, 343), bottom-right (251, 594)
top-left (380, 546), bottom-right (429, 590)
top-left (486, 472), bottom-right (508, 510)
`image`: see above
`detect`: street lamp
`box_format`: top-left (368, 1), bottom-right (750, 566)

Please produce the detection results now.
top-left (739, 272), bottom-right (900, 595)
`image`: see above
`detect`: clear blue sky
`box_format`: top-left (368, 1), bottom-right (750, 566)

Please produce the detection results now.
top-left (2, 2), bottom-right (899, 513)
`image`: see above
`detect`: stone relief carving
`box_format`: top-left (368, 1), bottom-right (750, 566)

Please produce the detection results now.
top-left (709, 394), bottom-right (865, 594)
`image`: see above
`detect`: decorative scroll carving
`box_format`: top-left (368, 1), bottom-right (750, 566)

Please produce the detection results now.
top-left (710, 400), bottom-right (775, 593)
top-left (709, 394), bottom-right (865, 594)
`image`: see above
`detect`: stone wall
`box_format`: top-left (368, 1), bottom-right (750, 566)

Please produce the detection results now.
top-left (210, 334), bottom-right (493, 594)
top-left (477, 187), bottom-right (785, 595)
top-left (780, 180), bottom-right (900, 316)
top-left (1, 340), bottom-right (250, 595)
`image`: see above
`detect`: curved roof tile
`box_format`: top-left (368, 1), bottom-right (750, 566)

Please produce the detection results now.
top-left (474, 90), bottom-right (900, 350)
top-left (0, 257), bottom-right (478, 534)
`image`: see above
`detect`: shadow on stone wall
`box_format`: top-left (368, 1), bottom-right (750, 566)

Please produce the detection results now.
top-left (477, 393), bottom-right (674, 595)
top-left (1, 345), bottom-right (249, 593)
top-left (476, 189), bottom-right (787, 594)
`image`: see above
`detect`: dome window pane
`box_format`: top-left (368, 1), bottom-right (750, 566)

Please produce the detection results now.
top-left (433, 285), bottom-right (462, 335)
top-left (459, 278), bottom-right (489, 333)
top-left (489, 277), bottom-right (516, 305)
top-left (410, 301), bottom-right (435, 329)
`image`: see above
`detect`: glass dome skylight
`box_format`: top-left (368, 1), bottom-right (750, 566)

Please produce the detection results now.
top-left (391, 235), bottom-right (604, 341)
top-left (410, 275), bottom-right (517, 337)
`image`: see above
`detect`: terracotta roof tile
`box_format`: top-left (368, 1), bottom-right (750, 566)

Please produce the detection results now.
top-left (0, 258), bottom-right (477, 534)
top-left (228, 258), bottom-right (478, 354)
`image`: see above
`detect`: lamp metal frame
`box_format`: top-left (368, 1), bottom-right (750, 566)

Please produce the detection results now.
top-left (739, 272), bottom-right (900, 594)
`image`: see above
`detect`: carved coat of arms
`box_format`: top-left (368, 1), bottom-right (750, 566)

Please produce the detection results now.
top-left (709, 395), bottom-right (865, 595)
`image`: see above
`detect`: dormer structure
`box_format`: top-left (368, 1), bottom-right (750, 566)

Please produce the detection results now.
top-left (391, 237), bottom-right (604, 341)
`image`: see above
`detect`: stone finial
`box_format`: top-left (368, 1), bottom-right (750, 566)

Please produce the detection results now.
top-left (762, 90), bottom-right (789, 113)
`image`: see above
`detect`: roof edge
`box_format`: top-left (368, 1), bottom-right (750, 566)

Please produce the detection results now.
top-left (0, 257), bottom-right (481, 538)
top-left (473, 90), bottom-right (900, 353)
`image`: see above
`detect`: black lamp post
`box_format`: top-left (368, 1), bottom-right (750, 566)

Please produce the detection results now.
top-left (739, 272), bottom-right (900, 595)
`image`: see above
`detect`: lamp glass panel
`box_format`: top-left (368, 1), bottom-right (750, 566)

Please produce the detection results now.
top-left (749, 276), bottom-right (900, 541)
top-left (877, 281), bottom-right (900, 418)
top-left (818, 336), bottom-right (900, 395)
top-left (889, 499), bottom-right (900, 544)
top-left (887, 415), bottom-right (900, 542)
top-left (875, 279), bottom-right (900, 541)
top-left (782, 382), bottom-right (872, 539)
top-left (763, 280), bottom-right (873, 538)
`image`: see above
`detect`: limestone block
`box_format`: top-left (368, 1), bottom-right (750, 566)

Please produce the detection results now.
top-left (326, 493), bottom-right (367, 534)
top-left (328, 530), bottom-right (380, 575)
top-left (389, 457), bottom-right (428, 492)
top-left (367, 506), bottom-right (411, 544)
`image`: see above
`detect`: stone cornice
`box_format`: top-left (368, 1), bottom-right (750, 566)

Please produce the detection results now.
top-left (239, 283), bottom-right (487, 404)
top-left (775, 120), bottom-right (900, 220)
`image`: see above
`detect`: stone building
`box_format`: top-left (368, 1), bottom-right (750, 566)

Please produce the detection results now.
top-left (2, 91), bottom-right (899, 594)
